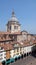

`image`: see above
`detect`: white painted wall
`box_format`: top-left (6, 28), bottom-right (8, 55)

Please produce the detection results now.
top-left (0, 49), bottom-right (6, 62)
top-left (24, 45), bottom-right (33, 54)
top-left (10, 50), bottom-right (14, 58)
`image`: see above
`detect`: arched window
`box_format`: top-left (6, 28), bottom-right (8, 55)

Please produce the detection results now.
top-left (10, 26), bottom-right (11, 30)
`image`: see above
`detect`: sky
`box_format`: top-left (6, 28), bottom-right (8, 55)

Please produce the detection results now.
top-left (0, 0), bottom-right (36, 34)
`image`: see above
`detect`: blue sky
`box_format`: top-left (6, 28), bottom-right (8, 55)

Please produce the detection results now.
top-left (0, 0), bottom-right (36, 34)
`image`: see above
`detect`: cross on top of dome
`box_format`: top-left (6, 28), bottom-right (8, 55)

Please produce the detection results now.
top-left (12, 9), bottom-right (15, 17)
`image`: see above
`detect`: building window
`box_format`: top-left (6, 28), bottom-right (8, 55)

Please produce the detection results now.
top-left (0, 58), bottom-right (3, 60)
top-left (10, 26), bottom-right (11, 30)
top-left (0, 54), bottom-right (3, 56)
top-left (14, 49), bottom-right (15, 53)
top-left (14, 26), bottom-right (18, 29)
top-left (17, 48), bottom-right (19, 52)
top-left (4, 57), bottom-right (6, 58)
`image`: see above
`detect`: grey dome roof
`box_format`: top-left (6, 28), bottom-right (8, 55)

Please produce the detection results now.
top-left (7, 11), bottom-right (21, 26)
top-left (9, 16), bottom-right (18, 22)
top-left (9, 11), bottom-right (18, 22)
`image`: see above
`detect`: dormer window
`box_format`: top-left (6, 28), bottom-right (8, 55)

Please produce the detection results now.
top-left (30, 42), bottom-right (33, 44)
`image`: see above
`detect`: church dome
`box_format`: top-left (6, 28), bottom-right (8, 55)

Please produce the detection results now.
top-left (9, 11), bottom-right (18, 22)
top-left (9, 16), bottom-right (18, 22)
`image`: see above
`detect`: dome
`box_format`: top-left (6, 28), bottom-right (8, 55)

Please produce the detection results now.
top-left (9, 16), bottom-right (18, 22)
top-left (9, 11), bottom-right (18, 22)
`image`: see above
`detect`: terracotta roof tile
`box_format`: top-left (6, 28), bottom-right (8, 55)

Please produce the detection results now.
top-left (3, 43), bottom-right (13, 51)
top-left (0, 31), bottom-right (21, 35)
